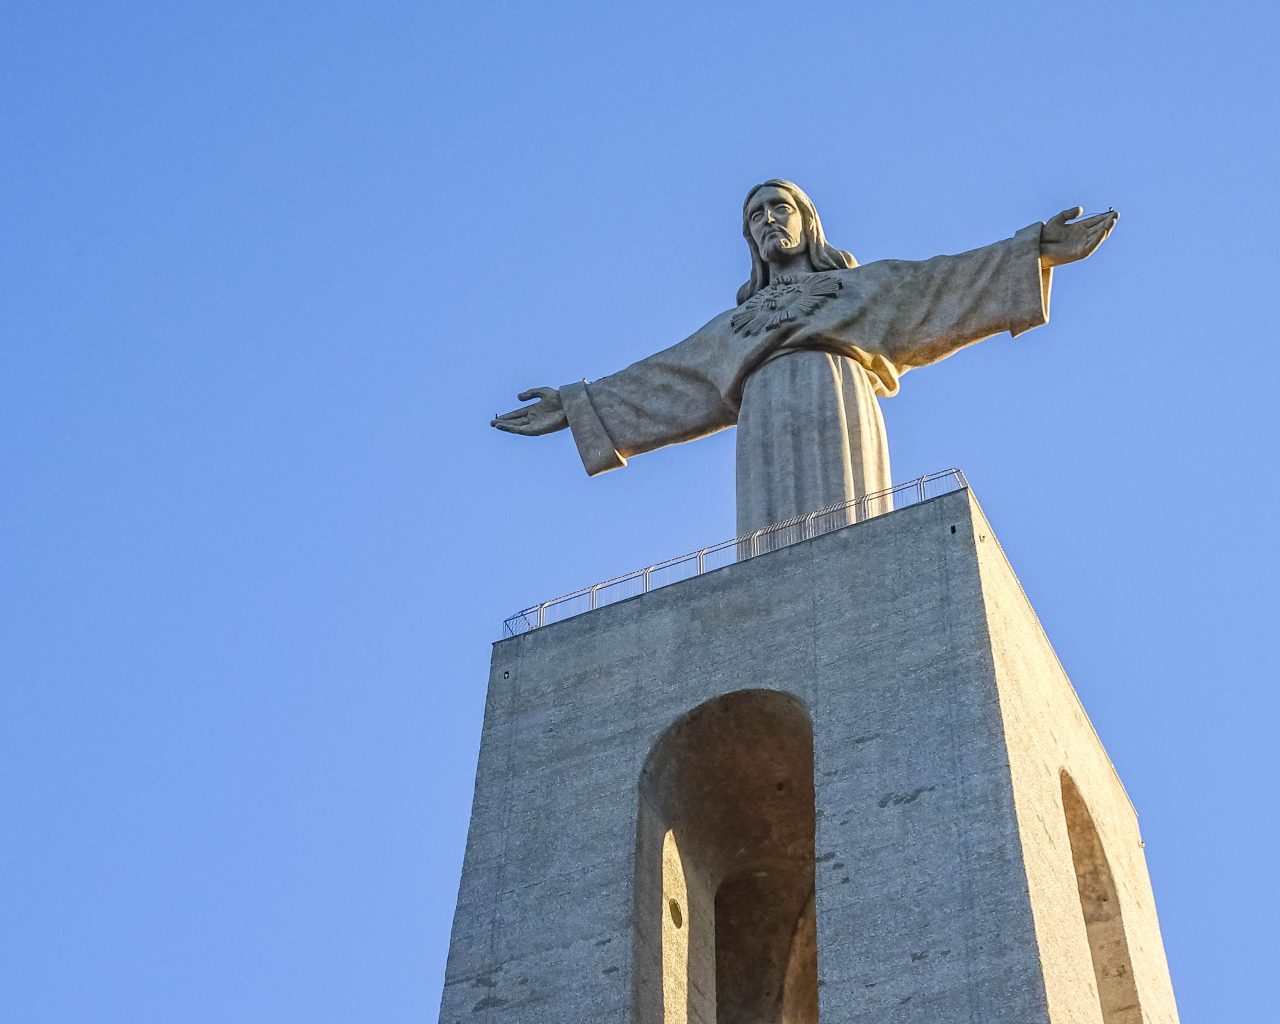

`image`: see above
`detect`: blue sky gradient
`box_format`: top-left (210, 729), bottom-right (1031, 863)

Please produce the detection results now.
top-left (3, 3), bottom-right (1277, 1020)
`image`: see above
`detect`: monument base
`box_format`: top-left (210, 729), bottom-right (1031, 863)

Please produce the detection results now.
top-left (439, 487), bottom-right (1179, 1024)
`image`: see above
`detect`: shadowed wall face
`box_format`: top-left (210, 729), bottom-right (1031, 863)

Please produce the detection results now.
top-left (636, 690), bottom-right (817, 1024)
top-left (1061, 773), bottom-right (1143, 1024)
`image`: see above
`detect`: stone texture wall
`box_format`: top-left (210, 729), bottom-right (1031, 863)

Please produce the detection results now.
top-left (437, 489), bottom-right (1179, 1024)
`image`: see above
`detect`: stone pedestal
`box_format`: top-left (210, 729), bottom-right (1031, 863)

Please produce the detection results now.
top-left (438, 488), bottom-right (1180, 1024)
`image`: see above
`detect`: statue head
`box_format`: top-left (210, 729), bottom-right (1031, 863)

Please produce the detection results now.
top-left (736, 180), bottom-right (857, 305)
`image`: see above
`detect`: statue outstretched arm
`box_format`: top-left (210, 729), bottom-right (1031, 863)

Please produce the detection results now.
top-left (490, 316), bottom-right (739, 477)
top-left (873, 207), bottom-right (1116, 374)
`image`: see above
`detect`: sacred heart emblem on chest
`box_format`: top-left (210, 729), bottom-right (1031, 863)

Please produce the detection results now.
top-left (731, 273), bottom-right (843, 336)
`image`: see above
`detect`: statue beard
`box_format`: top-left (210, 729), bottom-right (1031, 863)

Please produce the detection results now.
top-left (761, 232), bottom-right (804, 263)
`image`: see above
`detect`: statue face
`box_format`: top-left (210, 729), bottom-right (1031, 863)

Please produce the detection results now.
top-left (746, 186), bottom-right (806, 263)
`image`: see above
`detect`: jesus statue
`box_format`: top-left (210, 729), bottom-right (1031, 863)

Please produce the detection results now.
top-left (491, 180), bottom-right (1117, 535)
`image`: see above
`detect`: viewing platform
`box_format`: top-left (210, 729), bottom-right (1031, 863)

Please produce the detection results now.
top-left (502, 468), bottom-right (968, 637)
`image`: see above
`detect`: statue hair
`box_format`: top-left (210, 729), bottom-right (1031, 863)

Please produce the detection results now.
top-left (736, 179), bottom-right (857, 305)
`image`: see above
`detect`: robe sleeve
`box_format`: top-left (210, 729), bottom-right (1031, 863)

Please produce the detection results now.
top-left (560, 320), bottom-right (739, 477)
top-left (869, 223), bottom-right (1052, 374)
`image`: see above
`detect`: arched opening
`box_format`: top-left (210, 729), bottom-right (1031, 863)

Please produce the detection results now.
top-left (635, 690), bottom-right (817, 1024)
top-left (1060, 772), bottom-right (1143, 1024)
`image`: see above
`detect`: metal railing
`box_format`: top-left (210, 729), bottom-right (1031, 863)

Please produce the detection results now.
top-left (501, 468), bottom-right (968, 638)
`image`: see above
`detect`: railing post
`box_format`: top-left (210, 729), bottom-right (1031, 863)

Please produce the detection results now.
top-left (589, 585), bottom-right (598, 610)
top-left (643, 567), bottom-right (651, 593)
top-left (697, 548), bottom-right (705, 574)
top-left (538, 603), bottom-right (546, 628)
top-left (918, 475), bottom-right (927, 503)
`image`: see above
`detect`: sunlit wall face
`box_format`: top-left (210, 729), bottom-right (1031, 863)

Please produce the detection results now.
top-left (661, 829), bottom-right (689, 1024)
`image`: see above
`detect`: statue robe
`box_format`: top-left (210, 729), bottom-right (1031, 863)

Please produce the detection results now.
top-left (559, 224), bottom-right (1052, 535)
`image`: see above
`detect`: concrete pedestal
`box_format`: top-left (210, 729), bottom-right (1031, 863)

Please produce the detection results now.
top-left (438, 488), bottom-right (1180, 1024)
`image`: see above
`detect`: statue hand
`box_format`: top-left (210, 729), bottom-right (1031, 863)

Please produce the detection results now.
top-left (1039, 206), bottom-right (1119, 268)
top-left (491, 387), bottom-right (568, 436)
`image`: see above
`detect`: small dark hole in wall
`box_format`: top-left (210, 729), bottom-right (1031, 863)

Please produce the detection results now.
top-left (669, 899), bottom-right (683, 928)
top-left (776, 782), bottom-right (786, 791)
top-left (950, 525), bottom-right (956, 534)
top-left (503, 671), bottom-right (510, 679)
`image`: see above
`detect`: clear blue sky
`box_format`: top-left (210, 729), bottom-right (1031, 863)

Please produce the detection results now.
top-left (3, 3), bottom-right (1277, 1020)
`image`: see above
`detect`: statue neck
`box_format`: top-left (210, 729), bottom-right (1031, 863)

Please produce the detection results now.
top-left (766, 251), bottom-right (817, 280)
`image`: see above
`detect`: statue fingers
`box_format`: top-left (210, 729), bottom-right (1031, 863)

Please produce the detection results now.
top-left (493, 408), bottom-right (532, 425)
top-left (492, 417), bottom-right (536, 435)
top-left (1049, 206), bottom-right (1084, 227)
top-left (1088, 218), bottom-right (1116, 244)
top-left (1067, 219), bottom-right (1115, 260)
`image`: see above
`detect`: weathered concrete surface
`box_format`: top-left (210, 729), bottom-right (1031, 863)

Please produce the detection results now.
top-left (438, 488), bottom-right (1179, 1024)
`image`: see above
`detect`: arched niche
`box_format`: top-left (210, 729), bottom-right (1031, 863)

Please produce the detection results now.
top-left (634, 690), bottom-right (817, 1024)
top-left (1060, 771), bottom-right (1143, 1024)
